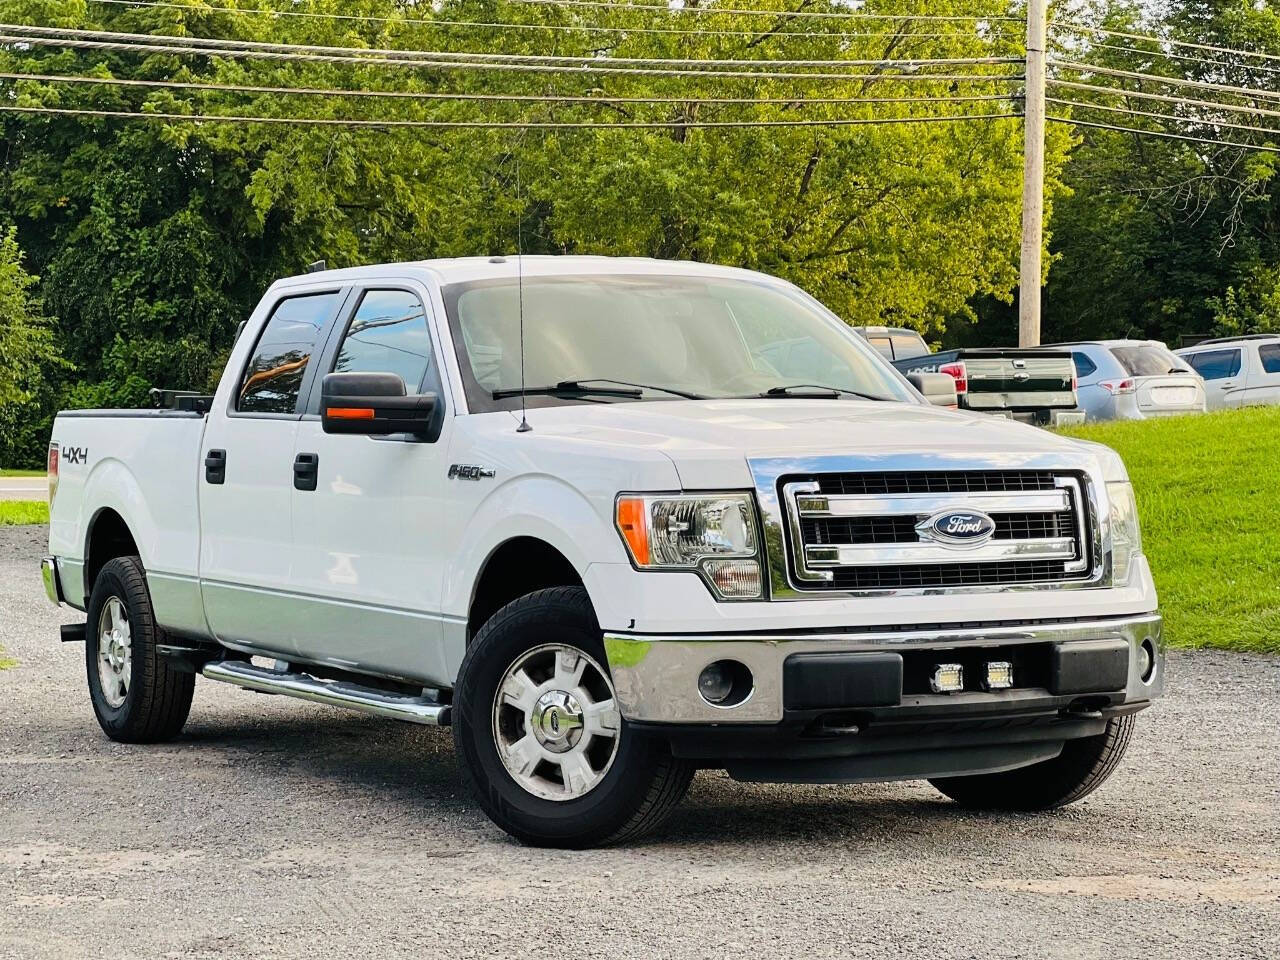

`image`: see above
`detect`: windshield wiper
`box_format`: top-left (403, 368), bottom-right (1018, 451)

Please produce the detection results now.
top-left (492, 380), bottom-right (642, 400)
top-left (565, 378), bottom-right (707, 400)
top-left (759, 383), bottom-right (890, 402)
top-left (493, 379), bottom-right (706, 401)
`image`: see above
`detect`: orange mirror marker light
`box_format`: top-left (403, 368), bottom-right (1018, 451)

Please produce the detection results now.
top-left (616, 497), bottom-right (649, 566)
top-left (327, 407), bottom-right (375, 420)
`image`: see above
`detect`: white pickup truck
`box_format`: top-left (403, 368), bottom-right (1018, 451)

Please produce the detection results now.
top-left (43, 257), bottom-right (1163, 847)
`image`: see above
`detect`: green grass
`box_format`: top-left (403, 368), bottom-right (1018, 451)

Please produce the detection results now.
top-left (1060, 407), bottom-right (1280, 654)
top-left (0, 501), bottom-right (49, 526)
top-left (0, 468), bottom-right (43, 477)
top-left (0, 647), bottom-right (15, 670)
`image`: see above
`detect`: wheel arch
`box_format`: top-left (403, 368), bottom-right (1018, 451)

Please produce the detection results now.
top-left (466, 536), bottom-right (587, 642)
top-left (83, 506), bottom-right (141, 602)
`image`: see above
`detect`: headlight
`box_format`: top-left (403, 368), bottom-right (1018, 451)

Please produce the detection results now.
top-left (1107, 480), bottom-right (1143, 584)
top-left (616, 494), bottom-right (763, 599)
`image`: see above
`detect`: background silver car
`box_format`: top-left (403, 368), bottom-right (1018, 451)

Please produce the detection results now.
top-left (1051, 340), bottom-right (1207, 421)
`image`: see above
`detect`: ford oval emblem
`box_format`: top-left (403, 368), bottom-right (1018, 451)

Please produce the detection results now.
top-left (917, 509), bottom-right (997, 546)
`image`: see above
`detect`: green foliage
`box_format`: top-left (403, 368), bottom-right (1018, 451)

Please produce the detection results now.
top-left (0, 226), bottom-right (65, 405)
top-left (1035, 0), bottom-right (1280, 346)
top-left (1061, 407), bottom-right (1280, 654)
top-left (0, 0), bottom-right (1056, 464)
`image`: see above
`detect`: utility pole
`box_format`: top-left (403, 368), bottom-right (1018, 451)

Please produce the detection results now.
top-left (1019, 0), bottom-right (1048, 347)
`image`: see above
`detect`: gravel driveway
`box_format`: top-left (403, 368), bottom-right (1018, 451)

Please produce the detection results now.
top-left (1, 525), bottom-right (1277, 960)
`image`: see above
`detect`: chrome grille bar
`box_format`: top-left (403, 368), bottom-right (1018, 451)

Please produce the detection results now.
top-left (805, 537), bottom-right (1078, 567)
top-left (795, 490), bottom-right (1071, 518)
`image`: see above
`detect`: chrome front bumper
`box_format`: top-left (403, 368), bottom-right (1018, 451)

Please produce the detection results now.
top-left (604, 613), bottom-right (1164, 725)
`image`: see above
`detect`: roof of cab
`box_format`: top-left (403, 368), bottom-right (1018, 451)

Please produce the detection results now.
top-left (269, 255), bottom-right (788, 291)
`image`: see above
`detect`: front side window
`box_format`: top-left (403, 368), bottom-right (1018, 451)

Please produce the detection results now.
top-left (1258, 343), bottom-right (1280, 374)
top-left (1185, 349), bottom-right (1242, 381)
top-left (333, 289), bottom-right (434, 390)
top-left (238, 292), bottom-right (341, 413)
top-left (443, 274), bottom-right (916, 412)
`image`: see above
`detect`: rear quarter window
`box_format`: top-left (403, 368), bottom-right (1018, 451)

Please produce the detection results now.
top-left (1072, 352), bottom-right (1098, 378)
top-left (890, 333), bottom-right (930, 360)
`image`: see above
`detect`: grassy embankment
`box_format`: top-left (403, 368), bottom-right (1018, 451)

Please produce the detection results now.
top-left (1061, 406), bottom-right (1280, 654)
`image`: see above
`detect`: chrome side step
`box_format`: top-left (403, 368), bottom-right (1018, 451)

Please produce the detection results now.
top-left (202, 660), bottom-right (451, 726)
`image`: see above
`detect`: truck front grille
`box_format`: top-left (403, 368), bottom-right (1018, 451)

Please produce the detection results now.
top-left (781, 470), bottom-right (1092, 593)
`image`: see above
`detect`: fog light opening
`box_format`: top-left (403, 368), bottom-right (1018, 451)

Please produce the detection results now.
top-left (1139, 639), bottom-right (1157, 683)
top-left (697, 660), bottom-right (753, 708)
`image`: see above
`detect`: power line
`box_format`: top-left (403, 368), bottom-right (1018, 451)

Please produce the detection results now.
top-left (0, 102), bottom-right (1018, 129)
top-left (1049, 36), bottom-right (1280, 79)
top-left (0, 70), bottom-right (1018, 109)
top-left (1052, 59), bottom-right (1280, 105)
top-left (1050, 19), bottom-right (1280, 66)
top-left (1, 33), bottom-right (1025, 84)
top-left (1049, 113), bottom-right (1280, 154)
top-left (1047, 96), bottom-right (1280, 139)
top-left (0, 23), bottom-right (1022, 71)
top-left (500, 1), bottom-right (1023, 24)
top-left (89, 0), bottom-right (1022, 43)
top-left (1048, 78), bottom-right (1280, 122)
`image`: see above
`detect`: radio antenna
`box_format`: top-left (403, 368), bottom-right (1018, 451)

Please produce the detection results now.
top-left (515, 156), bottom-right (532, 434)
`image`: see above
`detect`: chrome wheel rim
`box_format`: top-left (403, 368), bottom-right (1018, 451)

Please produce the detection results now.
top-left (96, 597), bottom-right (132, 709)
top-left (491, 643), bottom-right (622, 802)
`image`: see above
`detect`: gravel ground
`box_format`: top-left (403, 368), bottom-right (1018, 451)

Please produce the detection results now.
top-left (1, 525), bottom-right (1277, 960)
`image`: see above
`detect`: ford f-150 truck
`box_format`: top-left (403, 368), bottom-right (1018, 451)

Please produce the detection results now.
top-left (42, 257), bottom-right (1163, 848)
top-left (855, 326), bottom-right (1080, 423)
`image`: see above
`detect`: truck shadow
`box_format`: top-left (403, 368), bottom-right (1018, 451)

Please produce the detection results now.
top-left (175, 711), bottom-right (1057, 849)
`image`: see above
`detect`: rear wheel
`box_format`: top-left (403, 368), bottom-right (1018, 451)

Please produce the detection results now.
top-left (929, 715), bottom-right (1136, 810)
top-left (453, 587), bottom-right (693, 848)
top-left (85, 556), bottom-right (194, 743)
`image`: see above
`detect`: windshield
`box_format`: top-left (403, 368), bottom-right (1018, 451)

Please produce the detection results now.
top-left (442, 274), bottom-right (917, 412)
top-left (1110, 344), bottom-right (1188, 377)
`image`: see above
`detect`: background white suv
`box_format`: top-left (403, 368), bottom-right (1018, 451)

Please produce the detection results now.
top-left (1176, 335), bottom-right (1280, 410)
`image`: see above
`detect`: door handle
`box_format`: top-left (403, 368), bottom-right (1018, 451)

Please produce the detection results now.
top-left (205, 449), bottom-right (226, 484)
top-left (294, 452), bottom-right (319, 492)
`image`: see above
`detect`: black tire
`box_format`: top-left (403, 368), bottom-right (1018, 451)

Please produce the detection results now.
top-left (929, 714), bottom-right (1136, 810)
top-left (85, 555), bottom-right (194, 743)
top-left (453, 586), bottom-right (693, 848)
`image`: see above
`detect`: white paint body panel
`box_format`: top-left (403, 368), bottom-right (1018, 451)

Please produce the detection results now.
top-left (49, 257), bottom-right (1159, 691)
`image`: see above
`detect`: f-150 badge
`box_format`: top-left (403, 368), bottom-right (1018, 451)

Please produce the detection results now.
top-left (448, 464), bottom-right (496, 481)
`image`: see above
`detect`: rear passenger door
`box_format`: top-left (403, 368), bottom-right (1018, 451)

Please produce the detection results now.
top-left (287, 283), bottom-right (455, 683)
top-left (199, 288), bottom-right (348, 654)
top-left (1246, 344), bottom-right (1280, 406)
top-left (1184, 348), bottom-right (1243, 410)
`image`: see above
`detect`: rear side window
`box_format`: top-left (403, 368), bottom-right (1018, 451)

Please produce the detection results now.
top-left (1185, 349), bottom-right (1242, 381)
top-left (890, 333), bottom-right (929, 360)
top-left (332, 289), bottom-right (434, 390)
top-left (1109, 344), bottom-right (1181, 376)
top-left (238, 292), bottom-right (341, 413)
top-left (1072, 352), bottom-right (1098, 378)
top-left (1259, 343), bottom-right (1280, 374)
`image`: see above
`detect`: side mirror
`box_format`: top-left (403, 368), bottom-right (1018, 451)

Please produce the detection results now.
top-left (907, 372), bottom-right (959, 408)
top-left (321, 372), bottom-right (437, 436)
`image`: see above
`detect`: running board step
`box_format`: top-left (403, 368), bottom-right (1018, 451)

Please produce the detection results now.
top-left (202, 660), bottom-right (450, 726)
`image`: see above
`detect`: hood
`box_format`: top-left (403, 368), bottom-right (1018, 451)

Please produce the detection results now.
top-left (510, 399), bottom-right (1087, 487)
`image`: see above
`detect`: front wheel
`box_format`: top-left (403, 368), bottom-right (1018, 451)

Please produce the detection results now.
top-left (929, 714), bottom-right (1136, 810)
top-left (452, 587), bottom-right (693, 848)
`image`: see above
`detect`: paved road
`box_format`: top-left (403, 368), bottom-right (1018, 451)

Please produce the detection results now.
top-left (0, 476), bottom-right (47, 501)
top-left (1, 524), bottom-right (1277, 960)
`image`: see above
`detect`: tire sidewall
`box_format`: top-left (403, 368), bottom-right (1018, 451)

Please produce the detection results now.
top-left (85, 557), bottom-right (152, 736)
top-left (454, 589), bottom-right (666, 845)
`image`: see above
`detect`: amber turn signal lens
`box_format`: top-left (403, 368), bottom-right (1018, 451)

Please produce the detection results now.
top-left (326, 407), bottom-right (375, 420)
top-left (615, 497), bottom-right (649, 566)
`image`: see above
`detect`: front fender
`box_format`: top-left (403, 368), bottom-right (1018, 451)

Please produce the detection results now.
top-left (441, 473), bottom-right (629, 621)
